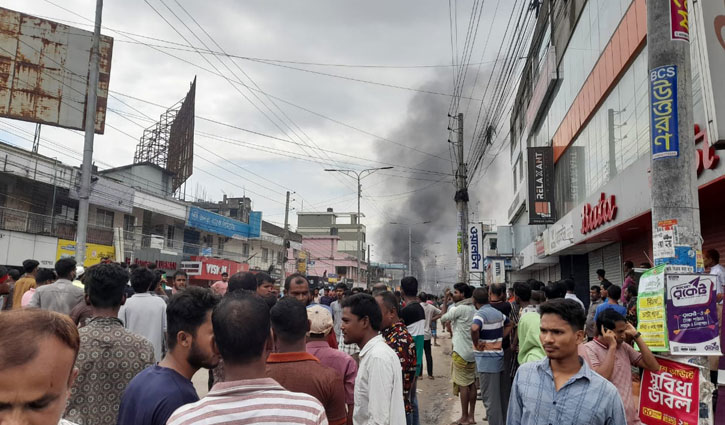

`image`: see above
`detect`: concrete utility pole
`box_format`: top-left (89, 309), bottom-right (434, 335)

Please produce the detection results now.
top-left (454, 113), bottom-right (469, 283)
top-left (367, 244), bottom-right (371, 287)
top-left (325, 167), bottom-right (393, 285)
top-left (647, 0), bottom-right (711, 417)
top-left (408, 226), bottom-right (412, 276)
top-left (75, 0), bottom-right (103, 266)
top-left (282, 191), bottom-right (290, 275)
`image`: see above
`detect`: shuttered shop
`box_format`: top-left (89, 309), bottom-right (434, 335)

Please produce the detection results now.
top-left (588, 243), bottom-right (622, 286)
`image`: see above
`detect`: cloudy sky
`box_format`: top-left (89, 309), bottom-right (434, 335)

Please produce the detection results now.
top-left (3, 0), bottom-right (529, 288)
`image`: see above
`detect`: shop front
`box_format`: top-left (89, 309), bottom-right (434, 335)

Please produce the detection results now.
top-left (181, 256), bottom-right (249, 287)
top-left (126, 248), bottom-right (183, 274)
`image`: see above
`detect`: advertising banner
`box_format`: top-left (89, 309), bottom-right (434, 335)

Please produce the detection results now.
top-left (187, 256), bottom-right (247, 281)
top-left (187, 207), bottom-right (261, 239)
top-left (56, 239), bottom-right (115, 268)
top-left (639, 357), bottom-right (699, 425)
top-left (650, 65), bottom-right (680, 159)
top-left (637, 265), bottom-right (669, 352)
top-left (669, 0), bottom-right (689, 41)
top-left (527, 147), bottom-right (556, 224)
top-left (666, 273), bottom-right (721, 356)
top-left (468, 223), bottom-right (483, 273)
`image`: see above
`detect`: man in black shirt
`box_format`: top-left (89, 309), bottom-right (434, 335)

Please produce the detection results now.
top-left (488, 282), bottom-right (513, 416)
top-left (399, 276), bottom-right (425, 425)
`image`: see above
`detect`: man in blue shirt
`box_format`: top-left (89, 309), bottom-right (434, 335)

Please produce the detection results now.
top-left (507, 298), bottom-right (626, 425)
top-left (594, 284), bottom-right (627, 322)
top-left (117, 287), bottom-right (221, 425)
top-left (471, 287), bottom-right (511, 425)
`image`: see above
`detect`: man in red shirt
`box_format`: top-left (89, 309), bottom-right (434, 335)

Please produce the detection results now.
top-left (267, 297), bottom-right (347, 425)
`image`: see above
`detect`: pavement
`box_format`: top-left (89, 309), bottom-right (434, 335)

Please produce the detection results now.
top-left (190, 332), bottom-right (491, 425)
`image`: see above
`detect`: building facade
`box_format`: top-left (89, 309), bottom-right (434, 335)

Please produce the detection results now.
top-left (504, 0), bottom-right (725, 305)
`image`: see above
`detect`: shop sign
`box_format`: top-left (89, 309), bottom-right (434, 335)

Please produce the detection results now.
top-left (639, 358), bottom-right (699, 425)
top-left (468, 223), bottom-right (484, 273)
top-left (694, 124), bottom-right (719, 176)
top-left (580, 193), bottom-right (617, 234)
top-left (185, 256), bottom-right (247, 280)
top-left (650, 65), bottom-right (679, 159)
top-left (130, 259), bottom-right (178, 270)
top-left (669, 0), bottom-right (689, 41)
top-left (547, 219), bottom-right (574, 254)
top-left (637, 265), bottom-right (669, 352)
top-left (485, 259), bottom-right (505, 285)
top-left (56, 239), bottom-right (115, 268)
top-left (666, 273), bottom-right (721, 355)
top-left (527, 147), bottom-right (556, 224)
top-left (186, 207), bottom-right (262, 239)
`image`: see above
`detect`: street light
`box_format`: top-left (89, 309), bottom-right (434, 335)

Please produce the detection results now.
top-left (389, 220), bottom-right (432, 277)
top-left (325, 167), bottom-right (393, 286)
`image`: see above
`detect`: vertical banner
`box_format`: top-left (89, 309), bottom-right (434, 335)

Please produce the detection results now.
top-left (650, 65), bottom-right (680, 159)
top-left (468, 223), bottom-right (483, 273)
top-left (666, 274), bottom-right (721, 355)
top-left (639, 358), bottom-right (699, 425)
top-left (669, 0), bottom-right (689, 41)
top-left (527, 147), bottom-right (556, 224)
top-left (637, 265), bottom-right (669, 352)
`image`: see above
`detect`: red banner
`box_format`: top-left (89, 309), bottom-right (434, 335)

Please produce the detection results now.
top-left (188, 256), bottom-right (248, 281)
top-left (639, 358), bottom-right (699, 425)
top-left (670, 0), bottom-right (689, 41)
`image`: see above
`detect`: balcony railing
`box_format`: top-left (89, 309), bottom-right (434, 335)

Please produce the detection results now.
top-left (0, 206), bottom-right (113, 245)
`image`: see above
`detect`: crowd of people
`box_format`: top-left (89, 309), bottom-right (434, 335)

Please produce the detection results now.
top-left (0, 253), bottom-right (724, 424)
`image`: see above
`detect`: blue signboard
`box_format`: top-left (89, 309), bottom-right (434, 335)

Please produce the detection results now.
top-left (650, 65), bottom-right (679, 159)
top-left (187, 207), bottom-right (262, 239)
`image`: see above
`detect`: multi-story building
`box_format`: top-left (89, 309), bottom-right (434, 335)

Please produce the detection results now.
top-left (503, 0), bottom-right (725, 304)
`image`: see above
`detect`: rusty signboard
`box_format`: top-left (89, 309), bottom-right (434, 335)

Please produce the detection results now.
top-left (167, 77), bottom-right (195, 192)
top-left (0, 7), bottom-right (113, 133)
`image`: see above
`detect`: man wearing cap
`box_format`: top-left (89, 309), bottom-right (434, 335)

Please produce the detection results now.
top-left (307, 304), bottom-right (358, 424)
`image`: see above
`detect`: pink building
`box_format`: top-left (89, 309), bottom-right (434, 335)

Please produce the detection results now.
top-left (302, 235), bottom-right (366, 286)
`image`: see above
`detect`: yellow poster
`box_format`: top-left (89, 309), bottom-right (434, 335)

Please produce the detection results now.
top-left (56, 239), bottom-right (115, 267)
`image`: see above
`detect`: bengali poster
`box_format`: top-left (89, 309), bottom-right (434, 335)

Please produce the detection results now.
top-left (639, 358), bottom-right (699, 425)
top-left (666, 273), bottom-right (721, 356)
top-left (637, 265), bottom-right (669, 351)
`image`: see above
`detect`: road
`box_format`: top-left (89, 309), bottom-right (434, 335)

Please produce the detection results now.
top-left (191, 332), bottom-right (490, 425)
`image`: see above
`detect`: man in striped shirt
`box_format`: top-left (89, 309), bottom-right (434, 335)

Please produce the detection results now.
top-left (167, 291), bottom-right (327, 425)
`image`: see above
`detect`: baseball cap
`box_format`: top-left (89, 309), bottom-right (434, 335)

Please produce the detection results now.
top-left (307, 304), bottom-right (333, 335)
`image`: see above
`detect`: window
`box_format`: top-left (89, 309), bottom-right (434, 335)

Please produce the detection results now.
top-left (217, 237), bottom-right (225, 251)
top-left (55, 204), bottom-right (76, 221)
top-left (96, 208), bottom-right (114, 228)
top-left (278, 251), bottom-right (284, 263)
top-left (167, 225), bottom-right (176, 243)
top-left (489, 238), bottom-right (498, 251)
top-left (242, 243), bottom-right (249, 256)
top-left (123, 214), bottom-right (136, 232)
top-left (262, 248), bottom-right (269, 262)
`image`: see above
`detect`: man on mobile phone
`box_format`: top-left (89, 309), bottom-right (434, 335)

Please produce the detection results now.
top-left (579, 309), bottom-right (659, 425)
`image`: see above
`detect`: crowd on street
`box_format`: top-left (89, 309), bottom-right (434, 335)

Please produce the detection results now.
top-left (0, 251), bottom-right (724, 424)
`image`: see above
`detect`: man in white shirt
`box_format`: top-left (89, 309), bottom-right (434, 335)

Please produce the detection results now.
top-left (341, 293), bottom-right (406, 425)
top-left (705, 249), bottom-right (725, 378)
top-left (118, 267), bottom-right (167, 361)
top-left (563, 279), bottom-right (585, 311)
top-left (419, 293), bottom-right (441, 379)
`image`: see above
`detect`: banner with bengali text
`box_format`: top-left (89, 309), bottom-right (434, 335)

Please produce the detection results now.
top-left (639, 357), bottom-right (699, 425)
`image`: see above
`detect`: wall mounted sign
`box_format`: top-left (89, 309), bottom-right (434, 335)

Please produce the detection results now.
top-left (580, 193), bottom-right (618, 234)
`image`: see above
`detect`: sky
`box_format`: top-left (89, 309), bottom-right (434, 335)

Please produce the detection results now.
top-left (2, 0), bottom-right (530, 289)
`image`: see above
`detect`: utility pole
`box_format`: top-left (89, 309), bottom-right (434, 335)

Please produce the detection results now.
top-left (647, 0), bottom-right (711, 418)
top-left (408, 226), bottom-right (412, 277)
top-left (454, 113), bottom-right (469, 283)
top-left (75, 0), bottom-right (103, 266)
top-left (367, 244), bottom-right (371, 288)
top-left (282, 191), bottom-right (290, 276)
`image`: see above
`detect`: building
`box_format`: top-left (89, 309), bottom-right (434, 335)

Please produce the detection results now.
top-left (502, 0), bottom-right (725, 306)
top-left (297, 208), bottom-right (367, 283)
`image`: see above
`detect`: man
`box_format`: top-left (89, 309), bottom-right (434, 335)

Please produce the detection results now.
top-left (341, 293), bottom-right (406, 425)
top-left (21, 268), bottom-right (56, 307)
top-left (586, 285), bottom-right (603, 340)
top-left (400, 277), bottom-right (425, 380)
top-left (0, 309), bottom-right (80, 425)
top-left (267, 297), bottom-right (347, 425)
top-left (563, 279), bottom-right (585, 310)
top-left (331, 282), bottom-right (348, 342)
top-left (419, 292), bottom-right (441, 379)
top-left (167, 291), bottom-right (327, 424)
top-left (625, 285), bottom-right (638, 328)
top-left (488, 282), bottom-right (514, 414)
top-left (227, 271), bottom-right (258, 293)
top-left (118, 287), bottom-right (220, 425)
top-left (65, 263), bottom-right (155, 425)
top-left (29, 258), bottom-right (84, 316)
top-left (255, 272), bottom-right (276, 297)
top-left (507, 299), bottom-right (627, 424)
top-left (440, 283), bottom-right (476, 425)
top-left (1, 268), bottom-right (20, 310)
top-left (210, 271), bottom-right (228, 295)
top-left (596, 269), bottom-right (612, 288)
top-left (706, 248), bottom-right (725, 381)
top-left (375, 291), bottom-right (418, 425)
top-left (286, 273), bottom-right (338, 349)
top-left (580, 309), bottom-right (659, 425)
top-left (169, 270), bottom-right (188, 295)
top-left (621, 261), bottom-right (635, 303)
top-left (307, 305), bottom-right (358, 425)
top-left (594, 284), bottom-right (626, 321)
top-left (320, 287), bottom-right (336, 306)
top-left (471, 287), bottom-right (510, 425)
top-left (12, 259), bottom-right (39, 309)
top-left (118, 267), bottom-right (169, 362)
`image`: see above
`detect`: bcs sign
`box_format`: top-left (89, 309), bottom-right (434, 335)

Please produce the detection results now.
top-left (580, 193), bottom-right (617, 235)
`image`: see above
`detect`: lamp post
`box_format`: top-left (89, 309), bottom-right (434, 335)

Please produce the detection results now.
top-left (389, 220), bottom-right (432, 277)
top-left (325, 167), bottom-right (393, 286)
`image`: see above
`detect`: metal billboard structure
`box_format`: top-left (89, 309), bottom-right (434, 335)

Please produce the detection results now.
top-left (133, 77), bottom-right (195, 193)
top-left (0, 7), bottom-right (113, 133)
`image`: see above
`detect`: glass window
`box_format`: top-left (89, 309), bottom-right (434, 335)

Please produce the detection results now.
top-left (262, 248), bottom-right (269, 262)
top-left (242, 243), bottom-right (250, 256)
top-left (123, 214), bottom-right (135, 232)
top-left (96, 209), bottom-right (114, 228)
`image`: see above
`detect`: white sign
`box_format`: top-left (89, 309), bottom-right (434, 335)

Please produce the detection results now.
top-left (487, 259), bottom-right (505, 284)
top-left (0, 230), bottom-right (56, 267)
top-left (468, 223), bottom-right (484, 272)
top-left (180, 261), bottom-right (202, 276)
top-left (653, 227), bottom-right (676, 259)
